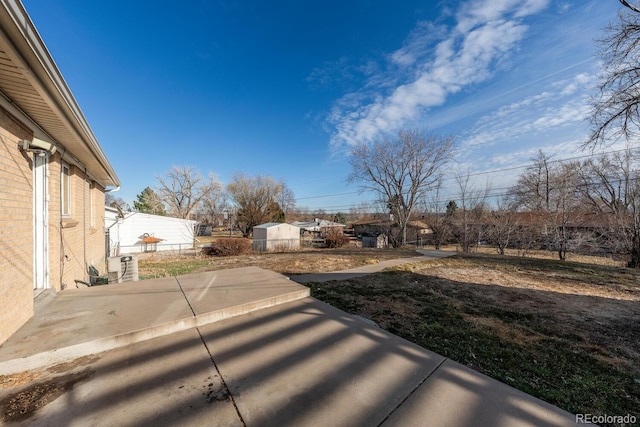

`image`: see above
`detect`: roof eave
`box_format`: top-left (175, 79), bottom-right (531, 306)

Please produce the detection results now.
top-left (0, 0), bottom-right (120, 187)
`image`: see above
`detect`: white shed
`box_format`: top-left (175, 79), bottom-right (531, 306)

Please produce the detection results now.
top-left (252, 223), bottom-right (300, 251)
top-left (105, 207), bottom-right (197, 255)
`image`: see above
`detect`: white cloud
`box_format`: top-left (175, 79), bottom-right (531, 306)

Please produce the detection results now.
top-left (558, 72), bottom-right (594, 96)
top-left (532, 101), bottom-right (590, 128)
top-left (460, 72), bottom-right (593, 151)
top-left (513, 0), bottom-right (550, 18)
top-left (327, 0), bottom-right (552, 149)
top-left (455, 0), bottom-right (514, 33)
top-left (557, 2), bottom-right (572, 14)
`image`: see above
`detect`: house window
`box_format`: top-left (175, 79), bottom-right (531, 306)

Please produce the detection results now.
top-left (61, 163), bottom-right (71, 216)
top-left (89, 181), bottom-right (95, 227)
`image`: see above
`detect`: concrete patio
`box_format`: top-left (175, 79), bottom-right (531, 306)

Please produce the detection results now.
top-left (0, 265), bottom-right (587, 426)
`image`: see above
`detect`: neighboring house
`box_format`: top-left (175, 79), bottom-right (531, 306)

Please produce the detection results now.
top-left (467, 211), bottom-right (612, 234)
top-left (468, 211), bottom-right (621, 251)
top-left (351, 217), bottom-right (392, 237)
top-left (253, 223), bottom-right (300, 251)
top-left (291, 218), bottom-right (345, 237)
top-left (105, 207), bottom-right (197, 255)
top-left (406, 220), bottom-right (433, 241)
top-left (0, 2), bottom-right (120, 345)
top-left (352, 217), bottom-right (432, 244)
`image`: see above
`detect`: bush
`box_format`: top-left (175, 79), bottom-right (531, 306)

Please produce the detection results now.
top-left (324, 228), bottom-right (350, 248)
top-left (202, 238), bottom-right (251, 257)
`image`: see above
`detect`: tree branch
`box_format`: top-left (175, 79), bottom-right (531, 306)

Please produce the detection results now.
top-left (621, 0), bottom-right (640, 14)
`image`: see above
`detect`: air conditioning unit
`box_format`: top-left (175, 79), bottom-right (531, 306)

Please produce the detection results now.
top-left (107, 255), bottom-right (139, 283)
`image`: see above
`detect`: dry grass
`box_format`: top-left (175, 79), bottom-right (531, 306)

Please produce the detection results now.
top-left (472, 245), bottom-right (625, 266)
top-left (138, 247), bottom-right (421, 279)
top-left (139, 242), bottom-right (625, 280)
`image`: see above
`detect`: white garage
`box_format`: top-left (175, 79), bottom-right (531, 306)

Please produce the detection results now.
top-left (105, 207), bottom-right (197, 255)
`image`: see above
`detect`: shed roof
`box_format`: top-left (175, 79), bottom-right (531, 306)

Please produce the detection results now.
top-left (351, 218), bottom-right (430, 230)
top-left (291, 218), bottom-right (345, 231)
top-left (351, 217), bottom-right (392, 226)
top-left (254, 222), bottom-right (299, 229)
top-left (123, 212), bottom-right (198, 225)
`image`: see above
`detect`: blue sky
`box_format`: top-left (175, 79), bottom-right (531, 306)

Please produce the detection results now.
top-left (23, 0), bottom-right (623, 212)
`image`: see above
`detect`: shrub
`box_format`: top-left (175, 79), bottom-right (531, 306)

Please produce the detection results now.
top-left (324, 228), bottom-right (350, 248)
top-left (203, 238), bottom-right (251, 257)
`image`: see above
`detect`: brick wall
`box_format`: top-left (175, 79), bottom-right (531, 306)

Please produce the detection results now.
top-left (0, 108), bottom-right (35, 344)
top-left (0, 106), bottom-right (108, 345)
top-left (50, 159), bottom-right (107, 290)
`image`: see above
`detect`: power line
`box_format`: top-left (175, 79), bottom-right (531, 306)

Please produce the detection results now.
top-left (441, 146), bottom-right (640, 180)
top-left (296, 191), bottom-right (359, 200)
top-left (293, 147), bottom-right (640, 203)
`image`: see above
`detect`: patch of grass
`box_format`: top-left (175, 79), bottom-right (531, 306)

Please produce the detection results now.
top-left (138, 259), bottom-right (211, 278)
top-left (309, 257), bottom-right (640, 426)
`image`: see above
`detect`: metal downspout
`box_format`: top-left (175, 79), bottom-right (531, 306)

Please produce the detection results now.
top-left (83, 167), bottom-right (87, 281)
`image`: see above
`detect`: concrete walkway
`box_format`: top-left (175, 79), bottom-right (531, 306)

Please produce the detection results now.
top-left (0, 265), bottom-right (587, 426)
top-left (290, 249), bottom-right (454, 283)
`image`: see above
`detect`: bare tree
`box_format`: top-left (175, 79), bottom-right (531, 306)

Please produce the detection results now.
top-left (105, 193), bottom-right (130, 212)
top-left (226, 173), bottom-right (294, 237)
top-left (487, 196), bottom-right (518, 255)
top-left (547, 162), bottom-right (583, 260)
top-left (588, 7), bottom-right (640, 147)
top-left (454, 169), bottom-right (490, 253)
top-left (512, 150), bottom-right (553, 211)
top-left (620, 0), bottom-right (640, 14)
top-left (422, 181), bottom-right (454, 250)
top-left (579, 149), bottom-right (640, 267)
top-left (195, 181), bottom-right (225, 225)
top-left (510, 154), bottom-right (582, 260)
top-left (276, 185), bottom-right (296, 221)
top-left (585, 3), bottom-right (640, 264)
top-left (348, 129), bottom-right (455, 246)
top-left (156, 166), bottom-right (221, 219)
